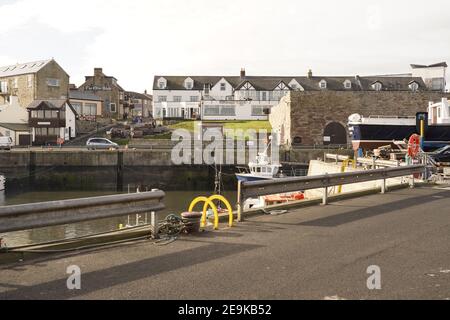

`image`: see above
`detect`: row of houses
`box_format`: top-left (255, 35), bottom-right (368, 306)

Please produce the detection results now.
top-left (0, 59), bottom-right (152, 146)
top-left (152, 63), bottom-right (448, 123)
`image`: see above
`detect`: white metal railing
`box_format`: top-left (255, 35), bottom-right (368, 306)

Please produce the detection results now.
top-left (236, 164), bottom-right (425, 221)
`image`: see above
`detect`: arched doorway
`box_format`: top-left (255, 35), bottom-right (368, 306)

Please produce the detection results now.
top-left (323, 122), bottom-right (347, 145)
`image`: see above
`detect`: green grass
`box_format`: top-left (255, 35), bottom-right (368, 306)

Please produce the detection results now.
top-left (167, 120), bottom-right (272, 139)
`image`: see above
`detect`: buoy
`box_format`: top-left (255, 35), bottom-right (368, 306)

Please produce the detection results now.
top-left (407, 134), bottom-right (421, 158)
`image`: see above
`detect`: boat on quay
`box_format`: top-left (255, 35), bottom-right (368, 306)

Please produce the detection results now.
top-left (348, 98), bottom-right (450, 152)
top-left (235, 139), bottom-right (304, 209)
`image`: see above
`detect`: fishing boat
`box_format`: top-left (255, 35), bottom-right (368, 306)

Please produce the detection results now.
top-left (235, 138), bottom-right (304, 209)
top-left (348, 98), bottom-right (450, 152)
top-left (235, 138), bottom-right (284, 182)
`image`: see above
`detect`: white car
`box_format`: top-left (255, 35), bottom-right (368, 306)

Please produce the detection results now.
top-left (86, 138), bottom-right (119, 150)
top-left (0, 136), bottom-right (13, 151)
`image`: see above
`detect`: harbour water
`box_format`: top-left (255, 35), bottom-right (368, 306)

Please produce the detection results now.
top-left (0, 190), bottom-right (236, 247)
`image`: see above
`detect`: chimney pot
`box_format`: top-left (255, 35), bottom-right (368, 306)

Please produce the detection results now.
top-left (307, 69), bottom-right (313, 79)
top-left (94, 68), bottom-right (103, 76)
top-left (240, 68), bottom-right (246, 79)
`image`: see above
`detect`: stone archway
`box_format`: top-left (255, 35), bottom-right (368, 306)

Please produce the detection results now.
top-left (323, 122), bottom-right (347, 145)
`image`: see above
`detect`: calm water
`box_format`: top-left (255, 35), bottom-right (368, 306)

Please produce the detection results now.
top-left (0, 190), bottom-right (237, 247)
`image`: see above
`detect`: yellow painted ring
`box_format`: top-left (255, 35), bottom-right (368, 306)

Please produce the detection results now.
top-left (205, 195), bottom-right (234, 228)
top-left (188, 196), bottom-right (219, 230)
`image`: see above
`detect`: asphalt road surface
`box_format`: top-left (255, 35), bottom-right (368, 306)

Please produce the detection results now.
top-left (0, 186), bottom-right (449, 300)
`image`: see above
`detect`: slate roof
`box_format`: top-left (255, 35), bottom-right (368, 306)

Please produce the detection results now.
top-left (126, 91), bottom-right (153, 101)
top-left (69, 90), bottom-right (103, 101)
top-left (411, 62), bottom-right (447, 69)
top-left (27, 99), bottom-right (78, 116)
top-left (0, 123), bottom-right (30, 131)
top-left (154, 75), bottom-right (427, 92)
top-left (0, 59), bottom-right (64, 77)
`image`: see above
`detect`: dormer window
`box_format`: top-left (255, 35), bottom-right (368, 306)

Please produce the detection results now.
top-left (158, 77), bottom-right (167, 89)
top-left (319, 80), bottom-right (327, 89)
top-left (409, 82), bottom-right (419, 92)
top-left (344, 80), bottom-right (352, 89)
top-left (184, 77), bottom-right (193, 90)
top-left (204, 84), bottom-right (210, 95)
top-left (372, 82), bottom-right (382, 91)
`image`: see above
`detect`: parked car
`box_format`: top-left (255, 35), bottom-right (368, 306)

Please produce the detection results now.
top-left (86, 138), bottom-right (119, 150)
top-left (0, 136), bottom-right (13, 150)
top-left (429, 145), bottom-right (450, 165)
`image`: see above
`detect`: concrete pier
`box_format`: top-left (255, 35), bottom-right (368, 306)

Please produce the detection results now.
top-left (0, 186), bottom-right (448, 299)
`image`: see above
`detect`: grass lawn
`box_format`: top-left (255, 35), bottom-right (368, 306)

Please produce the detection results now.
top-left (166, 120), bottom-right (272, 139)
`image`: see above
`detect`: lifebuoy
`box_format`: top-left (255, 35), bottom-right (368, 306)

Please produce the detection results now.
top-left (407, 134), bottom-right (421, 158)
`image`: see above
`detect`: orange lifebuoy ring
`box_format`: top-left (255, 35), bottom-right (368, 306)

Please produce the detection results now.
top-left (407, 134), bottom-right (421, 157)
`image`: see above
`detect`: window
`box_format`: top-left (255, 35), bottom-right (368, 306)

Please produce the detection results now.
top-left (344, 80), bottom-right (352, 89)
top-left (0, 81), bottom-right (7, 93)
top-left (319, 80), bottom-right (327, 89)
top-left (158, 96), bottom-right (167, 102)
top-left (47, 78), bottom-right (60, 87)
top-left (220, 83), bottom-right (226, 91)
top-left (185, 82), bottom-right (193, 89)
top-left (204, 106), bottom-right (220, 116)
top-left (291, 84), bottom-right (297, 89)
top-left (60, 110), bottom-right (65, 119)
top-left (37, 110), bottom-right (44, 118)
top-left (190, 96), bottom-right (199, 102)
top-left (252, 106), bottom-right (267, 116)
top-left (158, 82), bottom-right (165, 89)
top-left (409, 82), bottom-right (419, 92)
top-left (220, 106), bottom-right (235, 116)
top-left (173, 96), bottom-right (182, 102)
top-left (372, 82), bottom-right (382, 91)
top-left (261, 92), bottom-right (267, 101)
top-left (110, 103), bottom-right (117, 112)
top-left (85, 103), bottom-right (97, 115)
top-left (5, 130), bottom-right (10, 137)
top-left (27, 75), bottom-right (33, 88)
top-left (204, 84), bottom-right (210, 95)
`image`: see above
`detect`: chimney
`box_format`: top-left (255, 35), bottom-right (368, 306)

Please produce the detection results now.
top-left (94, 68), bottom-right (103, 76)
top-left (307, 69), bottom-right (313, 79)
top-left (144, 89), bottom-right (147, 94)
top-left (240, 68), bottom-right (246, 79)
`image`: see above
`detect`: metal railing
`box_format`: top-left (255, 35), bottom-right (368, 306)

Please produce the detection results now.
top-left (0, 190), bottom-right (165, 234)
top-left (236, 164), bottom-right (425, 221)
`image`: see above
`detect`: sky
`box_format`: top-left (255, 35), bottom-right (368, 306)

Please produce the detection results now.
top-left (0, 0), bottom-right (449, 92)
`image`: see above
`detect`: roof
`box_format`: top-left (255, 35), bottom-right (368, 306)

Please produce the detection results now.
top-left (69, 90), bottom-right (103, 101)
top-left (153, 76), bottom-right (242, 91)
top-left (154, 75), bottom-right (427, 92)
top-left (125, 91), bottom-right (153, 100)
top-left (27, 99), bottom-right (68, 110)
top-left (410, 62), bottom-right (448, 69)
top-left (27, 99), bottom-right (78, 116)
top-left (0, 59), bottom-right (52, 78)
top-left (0, 123), bottom-right (29, 132)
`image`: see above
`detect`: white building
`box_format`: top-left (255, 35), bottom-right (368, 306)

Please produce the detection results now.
top-left (152, 69), bottom-right (293, 121)
top-left (411, 62), bottom-right (447, 91)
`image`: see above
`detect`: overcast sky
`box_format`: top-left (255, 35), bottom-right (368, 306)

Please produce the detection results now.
top-left (0, 0), bottom-right (449, 92)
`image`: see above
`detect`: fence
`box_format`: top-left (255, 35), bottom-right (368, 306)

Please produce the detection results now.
top-left (236, 164), bottom-right (425, 221)
top-left (0, 190), bottom-right (165, 234)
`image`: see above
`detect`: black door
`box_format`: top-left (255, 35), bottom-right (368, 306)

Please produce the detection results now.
top-left (323, 122), bottom-right (347, 145)
top-left (18, 134), bottom-right (31, 146)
